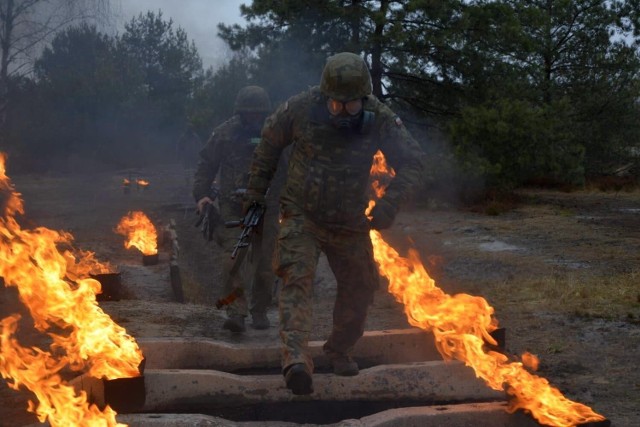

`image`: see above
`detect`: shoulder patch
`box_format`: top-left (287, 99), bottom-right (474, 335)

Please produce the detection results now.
top-left (393, 115), bottom-right (403, 127)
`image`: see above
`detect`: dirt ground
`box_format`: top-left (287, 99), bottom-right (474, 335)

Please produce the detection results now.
top-left (1, 163), bottom-right (639, 427)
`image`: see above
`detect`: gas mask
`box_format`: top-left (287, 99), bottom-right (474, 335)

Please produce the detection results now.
top-left (327, 98), bottom-right (363, 130)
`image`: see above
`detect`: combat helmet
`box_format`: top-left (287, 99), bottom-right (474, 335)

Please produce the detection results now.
top-left (320, 52), bottom-right (372, 102)
top-left (233, 86), bottom-right (272, 115)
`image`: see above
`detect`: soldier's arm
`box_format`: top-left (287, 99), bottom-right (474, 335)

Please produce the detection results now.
top-left (192, 131), bottom-right (223, 202)
top-left (378, 112), bottom-right (426, 207)
top-left (247, 101), bottom-right (295, 195)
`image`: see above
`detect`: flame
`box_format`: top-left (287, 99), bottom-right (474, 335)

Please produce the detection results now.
top-left (0, 153), bottom-right (142, 426)
top-left (122, 179), bottom-right (130, 186)
top-left (367, 150), bottom-right (605, 427)
top-left (115, 211), bottom-right (158, 255)
top-left (136, 179), bottom-right (149, 188)
top-left (65, 248), bottom-right (117, 281)
top-left (366, 150), bottom-right (396, 217)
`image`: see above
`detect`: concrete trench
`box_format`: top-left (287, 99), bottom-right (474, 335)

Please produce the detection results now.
top-left (70, 328), bottom-right (572, 426)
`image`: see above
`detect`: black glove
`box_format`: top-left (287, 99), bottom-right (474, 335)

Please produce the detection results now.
top-left (369, 198), bottom-right (398, 230)
top-left (242, 189), bottom-right (266, 215)
top-left (195, 203), bottom-right (219, 241)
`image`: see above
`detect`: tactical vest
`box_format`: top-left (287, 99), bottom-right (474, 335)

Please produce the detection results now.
top-left (283, 98), bottom-right (379, 225)
top-left (219, 132), bottom-right (261, 198)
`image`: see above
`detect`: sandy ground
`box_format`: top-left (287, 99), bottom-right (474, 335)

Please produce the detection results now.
top-left (1, 163), bottom-right (639, 426)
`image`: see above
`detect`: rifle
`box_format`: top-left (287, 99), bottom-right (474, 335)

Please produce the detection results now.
top-left (225, 201), bottom-right (265, 259)
top-left (195, 187), bottom-right (221, 241)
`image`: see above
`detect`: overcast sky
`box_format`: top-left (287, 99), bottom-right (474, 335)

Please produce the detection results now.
top-left (115, 0), bottom-right (247, 70)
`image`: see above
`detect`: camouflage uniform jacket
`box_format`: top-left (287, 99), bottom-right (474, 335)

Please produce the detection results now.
top-left (193, 115), bottom-right (261, 206)
top-left (248, 86), bottom-right (425, 231)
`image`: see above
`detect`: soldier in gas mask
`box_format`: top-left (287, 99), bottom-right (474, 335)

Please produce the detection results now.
top-left (193, 85), bottom-right (275, 333)
top-left (243, 53), bottom-right (426, 394)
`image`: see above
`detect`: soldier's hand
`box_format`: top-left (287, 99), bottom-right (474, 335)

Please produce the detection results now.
top-left (197, 196), bottom-right (214, 215)
top-left (369, 198), bottom-right (398, 230)
top-left (242, 189), bottom-right (266, 215)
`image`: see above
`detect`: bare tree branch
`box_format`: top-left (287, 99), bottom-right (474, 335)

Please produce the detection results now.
top-left (0, 0), bottom-right (114, 145)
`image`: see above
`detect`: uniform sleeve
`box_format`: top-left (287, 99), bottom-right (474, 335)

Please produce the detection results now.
top-left (192, 131), bottom-right (223, 202)
top-left (247, 100), bottom-right (295, 195)
top-left (378, 113), bottom-right (426, 207)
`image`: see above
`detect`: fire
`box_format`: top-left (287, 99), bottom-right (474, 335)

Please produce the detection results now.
top-left (136, 179), bottom-right (149, 189)
top-left (366, 150), bottom-right (396, 217)
top-left (367, 150), bottom-right (605, 427)
top-left (115, 211), bottom-right (158, 255)
top-left (122, 178), bottom-right (130, 186)
top-left (0, 153), bottom-right (143, 426)
top-left (65, 248), bottom-right (117, 282)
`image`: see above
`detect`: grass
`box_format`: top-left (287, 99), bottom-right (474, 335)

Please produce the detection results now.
top-left (481, 269), bottom-right (640, 324)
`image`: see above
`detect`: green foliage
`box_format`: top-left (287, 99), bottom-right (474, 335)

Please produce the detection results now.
top-left (7, 12), bottom-right (206, 172)
top-left (450, 98), bottom-right (585, 192)
top-left (29, 24), bottom-right (124, 169)
top-left (118, 10), bottom-right (203, 126)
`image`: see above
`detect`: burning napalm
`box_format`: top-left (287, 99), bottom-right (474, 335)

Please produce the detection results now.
top-left (0, 154), bottom-right (143, 426)
top-left (368, 150), bottom-right (605, 427)
top-left (115, 211), bottom-right (158, 256)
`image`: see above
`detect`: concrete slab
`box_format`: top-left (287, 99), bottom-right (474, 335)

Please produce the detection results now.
top-left (138, 329), bottom-right (443, 371)
top-left (117, 402), bottom-right (541, 427)
top-left (139, 361), bottom-right (503, 412)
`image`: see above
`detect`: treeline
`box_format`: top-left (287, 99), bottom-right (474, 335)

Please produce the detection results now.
top-left (3, 1), bottom-right (640, 201)
top-left (5, 11), bottom-right (209, 173)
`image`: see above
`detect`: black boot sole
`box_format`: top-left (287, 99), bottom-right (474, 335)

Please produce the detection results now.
top-left (285, 366), bottom-right (314, 395)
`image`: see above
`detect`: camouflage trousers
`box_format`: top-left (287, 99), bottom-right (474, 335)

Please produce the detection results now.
top-left (275, 207), bottom-right (378, 373)
top-left (215, 200), bottom-right (277, 317)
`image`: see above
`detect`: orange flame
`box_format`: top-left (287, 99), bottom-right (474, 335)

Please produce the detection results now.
top-left (366, 150), bottom-right (396, 217)
top-left (136, 179), bottom-right (149, 188)
top-left (122, 178), bottom-right (130, 186)
top-left (0, 153), bottom-right (142, 426)
top-left (115, 211), bottom-right (158, 256)
top-left (367, 150), bottom-right (605, 427)
top-left (65, 248), bottom-right (117, 281)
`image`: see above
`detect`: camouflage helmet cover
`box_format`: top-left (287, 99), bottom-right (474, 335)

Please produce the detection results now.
top-left (234, 85), bottom-right (272, 114)
top-left (320, 52), bottom-right (372, 101)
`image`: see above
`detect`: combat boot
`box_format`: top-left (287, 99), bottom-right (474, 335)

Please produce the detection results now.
top-left (222, 314), bottom-right (246, 333)
top-left (329, 354), bottom-right (359, 376)
top-left (251, 312), bottom-right (270, 330)
top-left (284, 363), bottom-right (313, 395)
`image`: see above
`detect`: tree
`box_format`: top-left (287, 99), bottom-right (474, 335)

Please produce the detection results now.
top-left (188, 52), bottom-right (252, 136)
top-left (118, 10), bottom-right (203, 127)
top-left (12, 11), bottom-right (208, 172)
top-left (450, 0), bottom-right (640, 183)
top-left (0, 0), bottom-right (113, 147)
top-left (31, 24), bottom-right (124, 167)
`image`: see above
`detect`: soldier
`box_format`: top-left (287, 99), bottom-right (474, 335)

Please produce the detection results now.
top-left (193, 85), bottom-right (275, 333)
top-left (244, 52), bottom-right (426, 394)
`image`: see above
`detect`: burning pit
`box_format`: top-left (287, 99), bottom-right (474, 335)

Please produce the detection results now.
top-left (0, 153), bottom-right (144, 426)
top-left (116, 211), bottom-right (159, 265)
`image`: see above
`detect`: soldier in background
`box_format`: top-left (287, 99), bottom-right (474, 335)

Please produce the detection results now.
top-left (243, 53), bottom-right (426, 394)
top-left (193, 85), bottom-right (275, 333)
